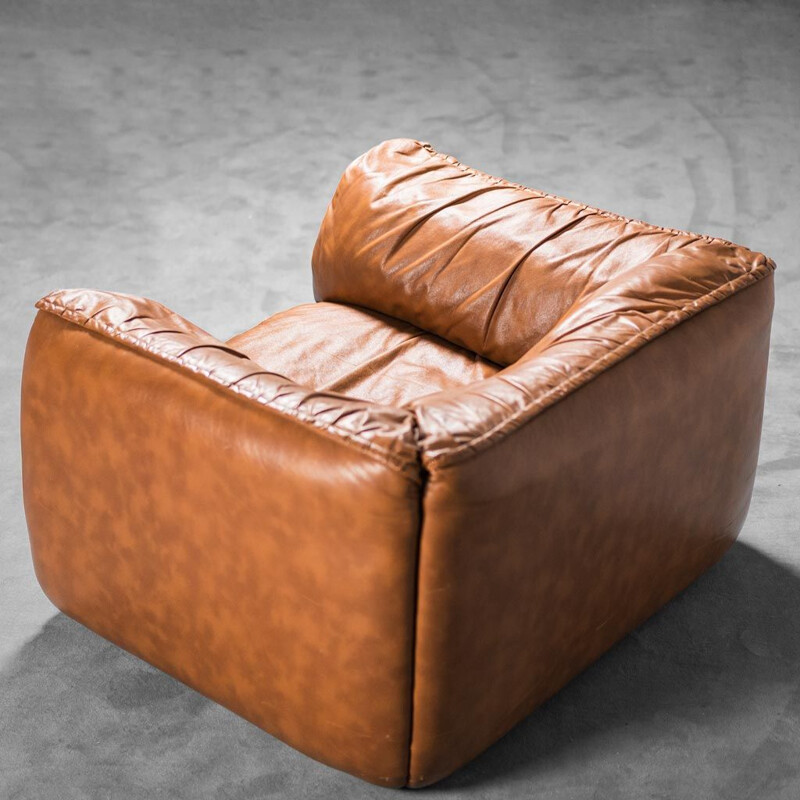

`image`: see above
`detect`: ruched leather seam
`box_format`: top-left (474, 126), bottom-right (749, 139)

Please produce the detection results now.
top-left (421, 261), bottom-right (775, 470)
top-left (418, 141), bottom-right (746, 250)
top-left (35, 297), bottom-right (422, 480)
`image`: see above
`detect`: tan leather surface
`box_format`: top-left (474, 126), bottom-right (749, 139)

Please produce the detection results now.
top-left (35, 288), bottom-right (419, 478)
top-left (411, 240), bottom-right (774, 467)
top-left (21, 302), bottom-right (421, 787)
top-left (407, 274), bottom-right (774, 786)
top-left (23, 140), bottom-right (777, 788)
top-left (313, 138), bottom-right (773, 366)
top-left (228, 301), bottom-right (500, 407)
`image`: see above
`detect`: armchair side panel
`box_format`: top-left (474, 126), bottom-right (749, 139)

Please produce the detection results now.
top-left (21, 312), bottom-right (421, 787)
top-left (408, 274), bottom-right (773, 786)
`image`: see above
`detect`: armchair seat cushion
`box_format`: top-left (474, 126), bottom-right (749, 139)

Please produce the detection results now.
top-left (228, 301), bottom-right (500, 407)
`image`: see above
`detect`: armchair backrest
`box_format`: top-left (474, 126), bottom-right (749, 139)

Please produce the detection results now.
top-left (311, 138), bottom-right (748, 366)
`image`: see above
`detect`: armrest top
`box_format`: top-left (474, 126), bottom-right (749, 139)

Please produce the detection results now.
top-left (35, 289), bottom-right (420, 479)
top-left (411, 242), bottom-right (775, 468)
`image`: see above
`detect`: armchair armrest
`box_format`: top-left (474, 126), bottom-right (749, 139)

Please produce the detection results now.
top-left (22, 288), bottom-right (421, 785)
top-left (34, 288), bottom-right (419, 475)
top-left (405, 250), bottom-right (775, 785)
top-left (411, 241), bottom-right (775, 467)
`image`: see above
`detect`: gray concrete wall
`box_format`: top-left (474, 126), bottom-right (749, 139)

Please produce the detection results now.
top-left (1, 1), bottom-right (798, 797)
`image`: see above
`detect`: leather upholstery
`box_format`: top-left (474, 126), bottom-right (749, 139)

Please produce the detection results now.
top-left (34, 288), bottom-right (419, 475)
top-left (22, 303), bottom-right (420, 786)
top-left (313, 139), bottom-right (771, 367)
top-left (409, 274), bottom-right (773, 785)
top-left (227, 301), bottom-right (499, 407)
top-left (22, 139), bottom-right (776, 787)
top-left (411, 241), bottom-right (772, 466)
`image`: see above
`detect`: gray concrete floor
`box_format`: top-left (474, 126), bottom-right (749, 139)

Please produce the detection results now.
top-left (1, 1), bottom-right (798, 797)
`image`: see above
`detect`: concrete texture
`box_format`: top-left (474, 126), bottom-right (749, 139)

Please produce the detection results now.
top-left (1, 0), bottom-right (798, 797)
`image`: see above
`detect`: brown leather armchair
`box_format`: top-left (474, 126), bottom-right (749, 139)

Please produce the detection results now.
top-left (21, 139), bottom-right (775, 787)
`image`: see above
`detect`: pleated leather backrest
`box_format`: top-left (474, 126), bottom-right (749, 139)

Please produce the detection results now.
top-left (312, 139), bottom-right (735, 366)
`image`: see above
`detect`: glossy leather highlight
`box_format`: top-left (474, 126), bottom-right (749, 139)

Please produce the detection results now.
top-left (22, 139), bottom-right (776, 787)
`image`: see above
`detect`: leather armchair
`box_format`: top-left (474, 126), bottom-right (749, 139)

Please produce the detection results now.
top-left (21, 139), bottom-right (775, 787)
